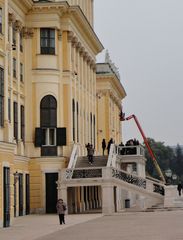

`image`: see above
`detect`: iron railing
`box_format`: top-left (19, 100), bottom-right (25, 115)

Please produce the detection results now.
top-left (112, 168), bottom-right (146, 189)
top-left (66, 168), bottom-right (102, 179)
top-left (153, 183), bottom-right (165, 196)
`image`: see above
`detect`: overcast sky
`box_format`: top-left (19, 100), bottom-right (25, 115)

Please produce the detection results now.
top-left (94, 0), bottom-right (183, 146)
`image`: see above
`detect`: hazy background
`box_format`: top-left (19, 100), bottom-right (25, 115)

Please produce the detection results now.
top-left (94, 0), bottom-right (183, 146)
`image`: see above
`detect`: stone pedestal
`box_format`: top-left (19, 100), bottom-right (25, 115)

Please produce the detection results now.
top-left (102, 184), bottom-right (115, 215)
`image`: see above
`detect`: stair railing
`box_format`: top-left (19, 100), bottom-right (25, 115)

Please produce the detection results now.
top-left (68, 144), bottom-right (79, 169)
top-left (107, 144), bottom-right (117, 167)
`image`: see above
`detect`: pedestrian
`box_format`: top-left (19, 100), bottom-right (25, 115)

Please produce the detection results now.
top-left (102, 139), bottom-right (106, 155)
top-left (119, 141), bottom-right (125, 155)
top-left (88, 144), bottom-right (94, 165)
top-left (56, 199), bottom-right (67, 225)
top-left (177, 182), bottom-right (182, 196)
top-left (85, 143), bottom-right (90, 156)
top-left (107, 138), bottom-right (113, 155)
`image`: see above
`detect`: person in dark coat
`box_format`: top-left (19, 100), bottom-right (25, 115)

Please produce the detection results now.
top-left (85, 143), bottom-right (90, 156)
top-left (102, 139), bottom-right (106, 155)
top-left (177, 182), bottom-right (182, 196)
top-left (107, 138), bottom-right (113, 155)
top-left (88, 144), bottom-right (94, 164)
top-left (56, 199), bottom-right (67, 224)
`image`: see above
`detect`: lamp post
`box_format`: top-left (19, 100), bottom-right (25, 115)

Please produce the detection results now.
top-left (172, 174), bottom-right (178, 185)
top-left (164, 169), bottom-right (172, 185)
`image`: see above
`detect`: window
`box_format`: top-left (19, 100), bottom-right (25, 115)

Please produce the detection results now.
top-left (0, 8), bottom-right (2, 34)
top-left (13, 101), bottom-right (18, 140)
top-left (20, 63), bottom-right (23, 82)
top-left (90, 112), bottom-right (92, 144)
top-left (93, 115), bottom-right (95, 148)
top-left (40, 95), bottom-right (57, 155)
top-left (13, 26), bottom-right (16, 45)
top-left (20, 31), bottom-right (23, 52)
top-left (72, 99), bottom-right (75, 142)
top-left (40, 95), bottom-right (57, 127)
top-left (35, 95), bottom-right (66, 156)
top-left (0, 68), bottom-right (4, 126)
top-left (40, 95), bottom-right (57, 145)
top-left (40, 28), bottom-right (55, 55)
top-left (8, 98), bottom-right (11, 122)
top-left (21, 105), bottom-right (25, 141)
top-left (77, 102), bottom-right (79, 142)
top-left (13, 58), bottom-right (16, 78)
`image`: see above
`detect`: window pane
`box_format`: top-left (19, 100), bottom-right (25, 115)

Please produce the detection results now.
top-left (41, 39), bottom-right (48, 47)
top-left (49, 129), bottom-right (55, 145)
top-left (50, 39), bottom-right (55, 48)
top-left (41, 29), bottom-right (48, 37)
top-left (50, 29), bottom-right (55, 38)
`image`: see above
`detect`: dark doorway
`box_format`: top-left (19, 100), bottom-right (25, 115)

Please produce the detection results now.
top-left (19, 173), bottom-right (23, 216)
top-left (113, 186), bottom-right (117, 212)
top-left (25, 174), bottom-right (30, 215)
top-left (3, 167), bottom-right (10, 227)
top-left (46, 173), bottom-right (58, 213)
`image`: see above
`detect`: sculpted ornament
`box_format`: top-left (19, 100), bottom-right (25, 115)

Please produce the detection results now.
top-left (22, 27), bottom-right (34, 38)
top-left (15, 20), bottom-right (23, 31)
top-left (8, 13), bottom-right (16, 24)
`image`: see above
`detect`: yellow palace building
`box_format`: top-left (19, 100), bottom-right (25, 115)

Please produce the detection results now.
top-left (0, 0), bottom-right (126, 228)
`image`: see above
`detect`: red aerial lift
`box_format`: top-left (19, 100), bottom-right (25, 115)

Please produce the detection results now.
top-left (119, 111), bottom-right (166, 183)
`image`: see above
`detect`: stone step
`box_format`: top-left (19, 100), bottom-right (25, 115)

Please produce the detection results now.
top-left (75, 156), bottom-right (108, 168)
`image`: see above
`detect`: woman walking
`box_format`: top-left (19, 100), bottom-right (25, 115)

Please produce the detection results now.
top-left (56, 199), bottom-right (67, 225)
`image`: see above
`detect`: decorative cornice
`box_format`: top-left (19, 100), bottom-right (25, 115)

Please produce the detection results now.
top-left (66, 6), bottom-right (104, 54)
top-left (96, 73), bottom-right (127, 100)
top-left (30, 2), bottom-right (69, 15)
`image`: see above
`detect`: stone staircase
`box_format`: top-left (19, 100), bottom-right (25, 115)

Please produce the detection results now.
top-left (75, 156), bottom-right (108, 168)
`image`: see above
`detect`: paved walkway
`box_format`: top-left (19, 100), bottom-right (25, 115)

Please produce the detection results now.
top-left (1, 210), bottom-right (183, 240)
top-left (0, 214), bottom-right (103, 240)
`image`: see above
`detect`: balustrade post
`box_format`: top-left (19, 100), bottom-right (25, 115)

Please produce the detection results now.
top-left (146, 180), bottom-right (154, 192)
top-left (136, 146), bottom-right (140, 155)
top-left (102, 167), bottom-right (112, 179)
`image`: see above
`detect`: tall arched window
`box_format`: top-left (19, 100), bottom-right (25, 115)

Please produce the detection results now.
top-left (35, 95), bottom-right (66, 156)
top-left (40, 95), bottom-right (57, 147)
top-left (72, 99), bottom-right (75, 142)
top-left (90, 112), bottom-right (92, 144)
top-left (40, 95), bottom-right (57, 127)
top-left (77, 102), bottom-right (79, 142)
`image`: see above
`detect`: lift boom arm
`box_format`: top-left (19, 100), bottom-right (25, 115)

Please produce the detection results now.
top-left (124, 114), bottom-right (166, 183)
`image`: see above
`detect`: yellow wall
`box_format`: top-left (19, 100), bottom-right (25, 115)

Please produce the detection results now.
top-left (96, 72), bottom-right (126, 155)
top-left (0, 0), bottom-right (105, 227)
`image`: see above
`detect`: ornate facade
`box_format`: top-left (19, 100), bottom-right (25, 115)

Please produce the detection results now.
top-left (96, 52), bottom-right (126, 154)
top-left (0, 0), bottom-right (126, 228)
